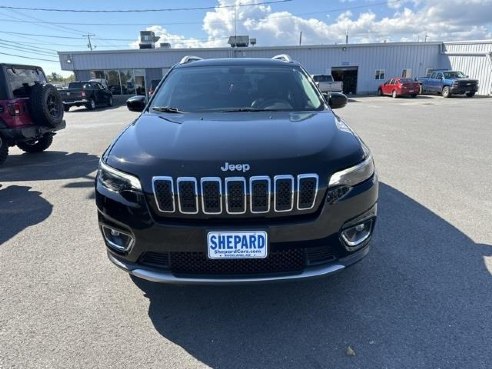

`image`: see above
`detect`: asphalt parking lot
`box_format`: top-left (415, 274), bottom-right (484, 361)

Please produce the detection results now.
top-left (1, 95), bottom-right (491, 369)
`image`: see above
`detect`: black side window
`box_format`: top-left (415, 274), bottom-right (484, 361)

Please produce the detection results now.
top-left (7, 68), bottom-right (46, 98)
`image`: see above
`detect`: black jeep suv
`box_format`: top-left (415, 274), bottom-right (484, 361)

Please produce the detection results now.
top-left (96, 55), bottom-right (378, 284)
top-left (0, 63), bottom-right (65, 165)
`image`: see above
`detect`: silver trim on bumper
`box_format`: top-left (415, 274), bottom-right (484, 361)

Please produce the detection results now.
top-left (107, 252), bottom-right (346, 285)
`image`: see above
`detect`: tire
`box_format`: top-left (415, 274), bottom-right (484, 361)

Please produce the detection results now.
top-left (29, 84), bottom-right (64, 127)
top-left (63, 105), bottom-right (70, 112)
top-left (86, 98), bottom-right (96, 110)
top-left (392, 90), bottom-right (397, 98)
top-left (16, 134), bottom-right (53, 153)
top-left (442, 86), bottom-right (451, 98)
top-left (377, 88), bottom-right (383, 96)
top-left (411, 94), bottom-right (417, 98)
top-left (107, 96), bottom-right (113, 107)
top-left (0, 135), bottom-right (8, 165)
top-left (466, 92), bottom-right (475, 97)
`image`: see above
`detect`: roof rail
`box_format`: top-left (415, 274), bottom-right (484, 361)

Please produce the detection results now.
top-left (272, 54), bottom-right (293, 63)
top-left (179, 55), bottom-right (204, 64)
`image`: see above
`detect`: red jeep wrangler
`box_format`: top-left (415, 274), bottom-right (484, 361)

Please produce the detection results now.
top-left (0, 63), bottom-right (65, 165)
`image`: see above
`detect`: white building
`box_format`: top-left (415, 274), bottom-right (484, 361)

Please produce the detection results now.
top-left (58, 40), bottom-right (492, 96)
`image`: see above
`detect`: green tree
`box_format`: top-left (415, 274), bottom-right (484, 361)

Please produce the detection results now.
top-left (47, 72), bottom-right (63, 83)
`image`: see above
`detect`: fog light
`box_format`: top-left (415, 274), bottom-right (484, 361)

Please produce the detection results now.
top-left (101, 225), bottom-right (135, 253)
top-left (341, 219), bottom-right (373, 248)
top-left (340, 205), bottom-right (377, 250)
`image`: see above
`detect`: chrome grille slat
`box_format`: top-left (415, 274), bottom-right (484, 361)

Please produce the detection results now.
top-left (177, 177), bottom-right (198, 214)
top-left (225, 177), bottom-right (247, 214)
top-left (250, 176), bottom-right (271, 213)
top-left (152, 176), bottom-right (175, 212)
top-left (297, 174), bottom-right (319, 210)
top-left (274, 175), bottom-right (294, 212)
top-left (201, 177), bottom-right (222, 214)
top-left (153, 174), bottom-right (318, 215)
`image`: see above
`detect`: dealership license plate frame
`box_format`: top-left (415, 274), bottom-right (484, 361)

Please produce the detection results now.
top-left (207, 231), bottom-right (268, 259)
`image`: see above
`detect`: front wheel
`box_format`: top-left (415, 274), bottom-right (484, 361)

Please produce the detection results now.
top-left (86, 98), bottom-right (96, 110)
top-left (16, 134), bottom-right (53, 153)
top-left (392, 90), bottom-right (397, 98)
top-left (0, 135), bottom-right (9, 165)
top-left (442, 86), bottom-right (451, 98)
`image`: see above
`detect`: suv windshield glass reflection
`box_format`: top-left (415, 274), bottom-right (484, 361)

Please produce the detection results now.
top-left (151, 65), bottom-right (323, 113)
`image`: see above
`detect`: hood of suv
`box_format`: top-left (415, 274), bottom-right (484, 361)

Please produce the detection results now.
top-left (106, 111), bottom-right (364, 188)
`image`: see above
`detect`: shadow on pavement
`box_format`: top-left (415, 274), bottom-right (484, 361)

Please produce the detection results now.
top-left (0, 151), bottom-right (99, 242)
top-left (0, 151), bottom-right (99, 182)
top-left (131, 182), bottom-right (491, 369)
top-left (0, 185), bottom-right (53, 245)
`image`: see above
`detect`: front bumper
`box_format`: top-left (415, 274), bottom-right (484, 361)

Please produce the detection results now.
top-left (450, 86), bottom-right (478, 94)
top-left (96, 175), bottom-right (378, 284)
top-left (107, 246), bottom-right (370, 285)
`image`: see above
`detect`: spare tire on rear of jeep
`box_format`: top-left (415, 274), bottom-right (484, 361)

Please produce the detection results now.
top-left (29, 84), bottom-right (64, 127)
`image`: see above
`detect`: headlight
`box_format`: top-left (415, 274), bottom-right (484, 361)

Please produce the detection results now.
top-left (329, 154), bottom-right (375, 188)
top-left (98, 160), bottom-right (142, 192)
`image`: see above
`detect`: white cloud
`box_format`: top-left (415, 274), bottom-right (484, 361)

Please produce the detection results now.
top-left (137, 0), bottom-right (492, 48)
top-left (130, 26), bottom-right (204, 49)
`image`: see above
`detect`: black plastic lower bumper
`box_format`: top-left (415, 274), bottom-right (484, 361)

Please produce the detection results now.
top-left (0, 120), bottom-right (65, 142)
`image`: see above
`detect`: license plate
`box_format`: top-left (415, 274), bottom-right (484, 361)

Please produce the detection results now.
top-left (409, 89), bottom-right (414, 92)
top-left (207, 231), bottom-right (268, 259)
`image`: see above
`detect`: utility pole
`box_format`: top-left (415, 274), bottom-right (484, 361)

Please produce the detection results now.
top-left (86, 33), bottom-right (95, 51)
top-left (299, 31), bottom-right (302, 46)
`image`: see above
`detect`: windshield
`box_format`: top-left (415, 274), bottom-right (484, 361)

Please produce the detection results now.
top-left (443, 71), bottom-right (466, 79)
top-left (68, 82), bottom-right (90, 89)
top-left (150, 65), bottom-right (324, 113)
top-left (313, 75), bottom-right (333, 82)
top-left (6, 67), bottom-right (46, 98)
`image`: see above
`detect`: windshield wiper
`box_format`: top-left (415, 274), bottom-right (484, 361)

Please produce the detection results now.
top-left (151, 106), bottom-right (183, 113)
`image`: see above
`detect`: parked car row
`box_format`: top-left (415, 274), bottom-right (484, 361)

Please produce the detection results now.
top-left (378, 69), bottom-right (479, 98)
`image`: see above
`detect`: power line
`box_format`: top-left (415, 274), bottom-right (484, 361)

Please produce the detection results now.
top-left (0, 0), bottom-right (401, 27)
top-left (2, 8), bottom-right (86, 36)
top-left (0, 41), bottom-right (57, 56)
top-left (0, 18), bottom-right (199, 26)
top-left (0, 30), bottom-right (85, 39)
top-left (0, 38), bottom-right (58, 52)
top-left (0, 1), bottom-right (292, 13)
top-left (0, 33), bottom-right (97, 48)
top-left (0, 51), bottom-right (58, 62)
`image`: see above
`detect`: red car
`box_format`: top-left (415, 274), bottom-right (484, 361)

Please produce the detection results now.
top-left (378, 78), bottom-right (419, 98)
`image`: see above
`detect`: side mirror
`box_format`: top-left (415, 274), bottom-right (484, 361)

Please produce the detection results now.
top-left (325, 92), bottom-right (348, 109)
top-left (126, 95), bottom-right (146, 112)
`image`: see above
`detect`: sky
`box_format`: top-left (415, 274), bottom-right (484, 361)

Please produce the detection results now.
top-left (0, 0), bottom-right (491, 76)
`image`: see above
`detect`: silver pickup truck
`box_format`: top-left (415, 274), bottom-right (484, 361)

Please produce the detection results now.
top-left (312, 74), bottom-right (343, 93)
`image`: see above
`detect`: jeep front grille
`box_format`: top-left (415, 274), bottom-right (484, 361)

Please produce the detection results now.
top-left (152, 174), bottom-right (319, 215)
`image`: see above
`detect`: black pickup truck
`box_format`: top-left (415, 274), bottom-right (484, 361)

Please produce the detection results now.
top-left (59, 81), bottom-right (113, 111)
